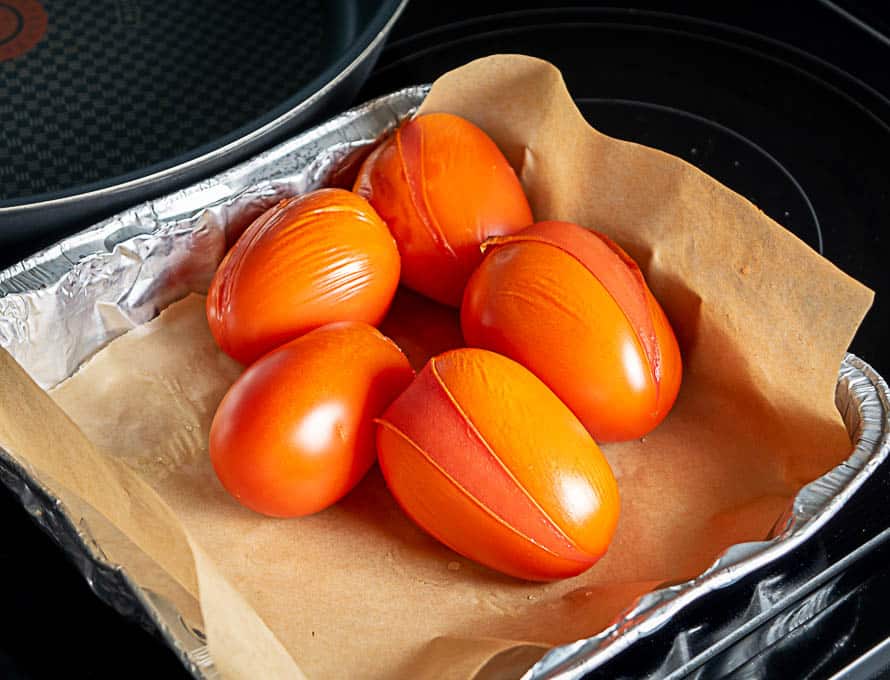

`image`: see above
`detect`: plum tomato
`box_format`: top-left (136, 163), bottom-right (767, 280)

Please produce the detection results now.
top-left (206, 188), bottom-right (400, 364)
top-left (376, 348), bottom-right (619, 581)
top-left (353, 113), bottom-right (533, 307)
top-left (210, 322), bottom-right (413, 518)
top-left (461, 221), bottom-right (682, 442)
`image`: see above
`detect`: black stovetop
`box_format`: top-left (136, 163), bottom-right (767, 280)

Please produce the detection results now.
top-left (2, 2), bottom-right (889, 678)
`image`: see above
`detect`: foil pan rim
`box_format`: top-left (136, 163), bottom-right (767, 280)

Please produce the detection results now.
top-left (0, 84), bottom-right (430, 296)
top-left (525, 353), bottom-right (890, 679)
top-left (1, 86), bottom-right (888, 679)
top-left (0, 448), bottom-right (219, 679)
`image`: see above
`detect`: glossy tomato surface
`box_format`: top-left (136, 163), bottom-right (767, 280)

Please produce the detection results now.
top-left (354, 113), bottom-right (533, 307)
top-left (210, 322), bottom-right (413, 518)
top-left (378, 286), bottom-right (465, 371)
top-left (461, 221), bottom-right (682, 442)
top-left (376, 348), bottom-right (619, 581)
top-left (206, 188), bottom-right (400, 364)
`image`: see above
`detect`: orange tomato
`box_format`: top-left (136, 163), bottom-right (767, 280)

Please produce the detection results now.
top-left (461, 221), bottom-right (682, 442)
top-left (210, 322), bottom-right (413, 518)
top-left (354, 113), bottom-right (533, 307)
top-left (377, 287), bottom-right (465, 371)
top-left (376, 348), bottom-right (619, 581)
top-left (206, 188), bottom-right (400, 364)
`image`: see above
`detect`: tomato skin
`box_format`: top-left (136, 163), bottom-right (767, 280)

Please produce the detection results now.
top-left (354, 113), bottom-right (533, 307)
top-left (376, 348), bottom-right (619, 581)
top-left (210, 322), bottom-right (413, 518)
top-left (461, 221), bottom-right (682, 442)
top-left (377, 287), bottom-right (465, 371)
top-left (206, 188), bottom-right (400, 364)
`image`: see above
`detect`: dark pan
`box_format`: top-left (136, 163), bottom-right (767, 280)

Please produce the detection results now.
top-left (0, 0), bottom-right (407, 243)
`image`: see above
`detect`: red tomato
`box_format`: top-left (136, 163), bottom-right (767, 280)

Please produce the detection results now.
top-left (354, 113), bottom-right (533, 307)
top-left (206, 188), bottom-right (400, 364)
top-left (461, 221), bottom-right (682, 442)
top-left (210, 322), bottom-right (413, 518)
top-left (377, 348), bottom-right (619, 581)
top-left (377, 287), bottom-right (465, 371)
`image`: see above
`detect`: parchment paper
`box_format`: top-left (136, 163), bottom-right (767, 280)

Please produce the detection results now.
top-left (0, 55), bottom-right (874, 679)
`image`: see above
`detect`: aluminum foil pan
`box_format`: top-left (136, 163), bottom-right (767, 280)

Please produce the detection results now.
top-left (1, 87), bottom-right (888, 680)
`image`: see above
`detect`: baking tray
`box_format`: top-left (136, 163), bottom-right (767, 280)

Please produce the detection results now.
top-left (0, 86), bottom-right (888, 679)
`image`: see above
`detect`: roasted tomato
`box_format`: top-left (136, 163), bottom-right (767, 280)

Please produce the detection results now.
top-left (378, 287), bottom-right (465, 371)
top-left (354, 113), bottom-right (533, 307)
top-left (210, 322), bottom-right (413, 518)
top-left (206, 188), bottom-right (400, 364)
top-left (461, 221), bottom-right (682, 442)
top-left (376, 348), bottom-right (619, 581)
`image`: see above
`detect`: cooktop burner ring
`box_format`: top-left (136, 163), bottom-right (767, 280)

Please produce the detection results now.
top-left (577, 97), bottom-right (823, 254)
top-left (377, 8), bottom-right (890, 120)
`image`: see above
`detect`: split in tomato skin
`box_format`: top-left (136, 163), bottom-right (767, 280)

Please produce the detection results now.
top-left (376, 348), bottom-right (620, 581)
top-left (209, 322), bottom-right (414, 518)
top-left (206, 188), bottom-right (401, 365)
top-left (354, 113), bottom-right (533, 307)
top-left (461, 221), bottom-right (682, 442)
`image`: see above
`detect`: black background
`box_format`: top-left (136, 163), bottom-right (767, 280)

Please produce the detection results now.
top-left (2, 2), bottom-right (889, 678)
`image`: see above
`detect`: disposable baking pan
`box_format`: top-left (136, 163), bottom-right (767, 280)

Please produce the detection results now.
top-left (0, 87), bottom-right (888, 679)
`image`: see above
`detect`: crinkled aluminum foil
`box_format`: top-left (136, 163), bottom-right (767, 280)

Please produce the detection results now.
top-left (1, 87), bottom-right (888, 680)
top-left (0, 86), bottom-right (426, 390)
